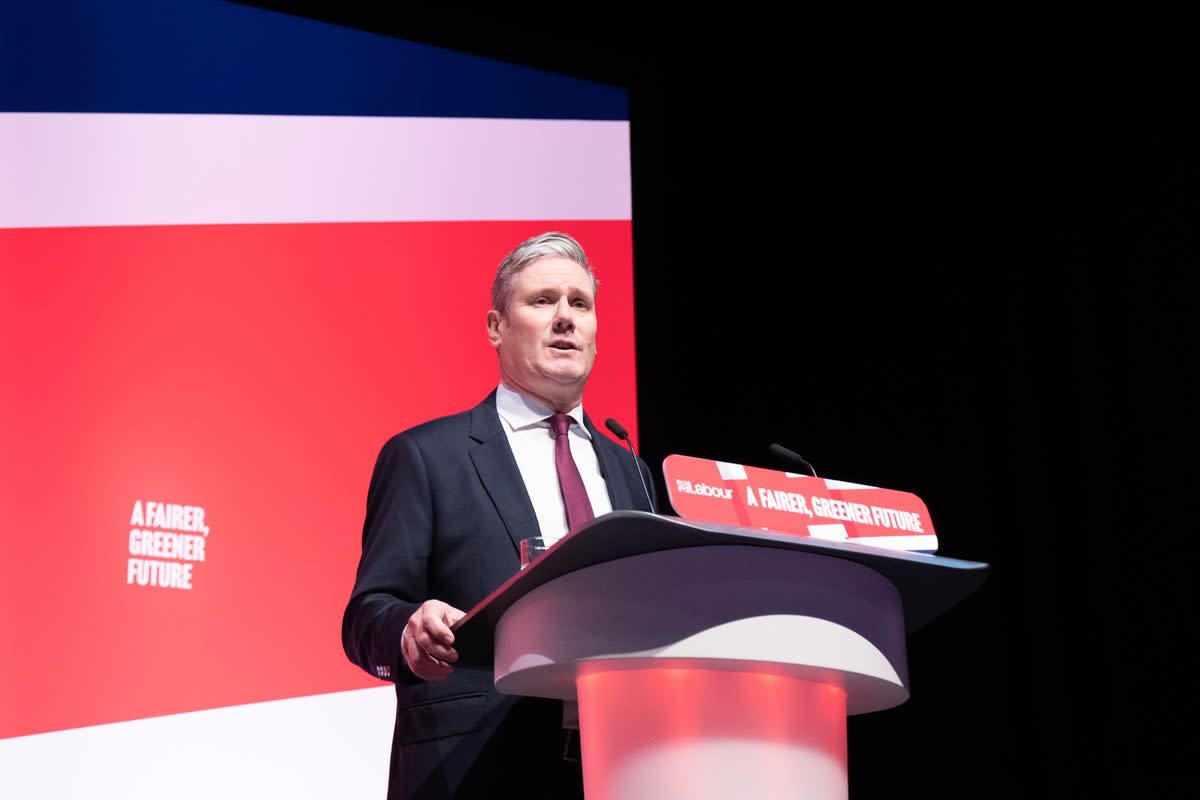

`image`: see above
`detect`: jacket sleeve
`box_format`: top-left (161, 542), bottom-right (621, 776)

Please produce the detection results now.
top-left (341, 432), bottom-right (432, 685)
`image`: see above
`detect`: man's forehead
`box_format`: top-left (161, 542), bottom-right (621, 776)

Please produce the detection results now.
top-left (517, 259), bottom-right (592, 291)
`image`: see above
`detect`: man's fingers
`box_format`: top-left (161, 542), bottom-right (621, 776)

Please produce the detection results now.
top-left (412, 621), bottom-right (456, 659)
top-left (402, 632), bottom-right (453, 681)
top-left (420, 632), bottom-right (458, 664)
top-left (417, 648), bottom-right (454, 681)
top-left (402, 600), bottom-right (465, 679)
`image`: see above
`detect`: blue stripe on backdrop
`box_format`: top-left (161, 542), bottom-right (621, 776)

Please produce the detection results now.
top-left (0, 0), bottom-right (628, 119)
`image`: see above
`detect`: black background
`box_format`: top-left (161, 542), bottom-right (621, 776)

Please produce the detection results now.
top-left (240, 6), bottom-right (1198, 796)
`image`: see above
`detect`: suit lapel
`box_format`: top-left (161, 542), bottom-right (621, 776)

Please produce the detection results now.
top-left (468, 396), bottom-right (539, 553)
top-left (585, 413), bottom-right (634, 511)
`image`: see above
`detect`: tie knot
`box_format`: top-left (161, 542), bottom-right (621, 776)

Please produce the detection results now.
top-left (548, 413), bottom-right (573, 437)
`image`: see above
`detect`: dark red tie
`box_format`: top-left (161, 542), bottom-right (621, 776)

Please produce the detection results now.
top-left (549, 413), bottom-right (595, 531)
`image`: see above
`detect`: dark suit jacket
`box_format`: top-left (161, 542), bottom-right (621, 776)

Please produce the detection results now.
top-left (342, 390), bottom-right (657, 800)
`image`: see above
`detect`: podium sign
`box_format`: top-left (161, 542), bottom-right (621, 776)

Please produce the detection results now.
top-left (663, 454), bottom-right (938, 552)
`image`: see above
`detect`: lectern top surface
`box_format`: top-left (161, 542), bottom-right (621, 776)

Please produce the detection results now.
top-left (450, 510), bottom-right (988, 667)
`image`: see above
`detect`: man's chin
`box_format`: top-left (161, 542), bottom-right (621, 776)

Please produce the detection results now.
top-left (536, 365), bottom-right (591, 387)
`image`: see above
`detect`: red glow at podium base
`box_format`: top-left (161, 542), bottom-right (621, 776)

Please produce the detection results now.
top-left (577, 662), bottom-right (848, 800)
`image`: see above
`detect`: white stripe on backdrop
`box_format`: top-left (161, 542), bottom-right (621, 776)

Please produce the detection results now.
top-left (0, 113), bottom-right (632, 229)
top-left (0, 687), bottom-right (396, 799)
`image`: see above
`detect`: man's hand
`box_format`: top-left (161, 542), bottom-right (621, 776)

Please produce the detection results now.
top-left (401, 599), bottom-right (465, 681)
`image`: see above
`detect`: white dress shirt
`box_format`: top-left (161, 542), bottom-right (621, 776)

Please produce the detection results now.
top-left (494, 382), bottom-right (613, 545)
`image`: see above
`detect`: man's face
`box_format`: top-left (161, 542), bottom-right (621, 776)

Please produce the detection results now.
top-left (488, 257), bottom-right (597, 407)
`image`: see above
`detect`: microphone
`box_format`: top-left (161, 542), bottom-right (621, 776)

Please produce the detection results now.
top-left (605, 418), bottom-right (655, 512)
top-left (768, 443), bottom-right (818, 477)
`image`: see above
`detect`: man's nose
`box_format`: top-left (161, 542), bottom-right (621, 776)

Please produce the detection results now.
top-left (553, 299), bottom-right (576, 327)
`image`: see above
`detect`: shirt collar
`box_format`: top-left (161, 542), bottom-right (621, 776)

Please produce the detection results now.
top-left (496, 383), bottom-right (590, 437)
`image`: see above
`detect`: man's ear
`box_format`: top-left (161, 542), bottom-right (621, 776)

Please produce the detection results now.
top-left (486, 309), bottom-right (502, 346)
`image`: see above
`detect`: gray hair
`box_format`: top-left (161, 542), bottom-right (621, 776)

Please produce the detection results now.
top-left (491, 231), bottom-right (599, 315)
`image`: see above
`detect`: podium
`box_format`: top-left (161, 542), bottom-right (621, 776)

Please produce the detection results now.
top-left (452, 510), bottom-right (988, 800)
